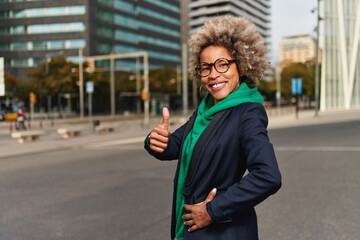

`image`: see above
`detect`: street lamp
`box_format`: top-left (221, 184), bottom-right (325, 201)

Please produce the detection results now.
top-left (313, 0), bottom-right (322, 117)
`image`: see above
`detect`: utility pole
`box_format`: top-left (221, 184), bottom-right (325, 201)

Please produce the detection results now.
top-left (180, 0), bottom-right (189, 117)
top-left (314, 0), bottom-right (322, 117)
top-left (110, 53), bottom-right (115, 117)
top-left (79, 48), bottom-right (84, 119)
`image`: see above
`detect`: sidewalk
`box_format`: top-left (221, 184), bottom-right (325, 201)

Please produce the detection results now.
top-left (0, 108), bottom-right (359, 159)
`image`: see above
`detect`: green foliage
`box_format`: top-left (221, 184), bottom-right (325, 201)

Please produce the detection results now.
top-left (15, 61), bottom-right (179, 112)
top-left (4, 71), bottom-right (23, 98)
top-left (258, 79), bottom-right (277, 101)
top-left (25, 57), bottom-right (79, 105)
top-left (280, 61), bottom-right (315, 98)
top-left (149, 66), bottom-right (177, 92)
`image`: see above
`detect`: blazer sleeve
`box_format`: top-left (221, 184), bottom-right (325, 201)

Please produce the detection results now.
top-left (207, 103), bottom-right (282, 223)
top-left (144, 122), bottom-right (187, 161)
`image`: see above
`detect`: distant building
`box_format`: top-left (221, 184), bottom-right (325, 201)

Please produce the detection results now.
top-left (188, 0), bottom-right (272, 77)
top-left (320, 0), bottom-right (360, 110)
top-left (0, 0), bottom-right (180, 79)
top-left (278, 34), bottom-right (321, 73)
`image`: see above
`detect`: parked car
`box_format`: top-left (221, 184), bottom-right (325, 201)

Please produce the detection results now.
top-left (0, 110), bottom-right (18, 121)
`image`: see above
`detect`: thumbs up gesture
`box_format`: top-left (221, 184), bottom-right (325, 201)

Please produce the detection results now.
top-left (149, 107), bottom-right (171, 153)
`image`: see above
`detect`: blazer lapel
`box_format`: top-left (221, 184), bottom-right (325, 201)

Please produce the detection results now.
top-left (185, 109), bottom-right (232, 185)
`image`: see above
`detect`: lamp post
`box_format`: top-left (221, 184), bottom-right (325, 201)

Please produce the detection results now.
top-left (314, 0), bottom-right (322, 117)
top-left (180, 0), bottom-right (189, 117)
top-left (79, 48), bottom-right (84, 119)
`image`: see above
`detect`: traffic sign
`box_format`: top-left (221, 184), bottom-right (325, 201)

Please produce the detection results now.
top-left (292, 78), bottom-right (302, 95)
top-left (86, 81), bottom-right (94, 94)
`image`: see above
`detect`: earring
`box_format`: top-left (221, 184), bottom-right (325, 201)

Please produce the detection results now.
top-left (199, 85), bottom-right (207, 98)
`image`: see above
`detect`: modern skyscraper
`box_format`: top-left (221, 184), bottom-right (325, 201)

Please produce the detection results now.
top-left (0, 0), bottom-right (180, 79)
top-left (320, 0), bottom-right (360, 110)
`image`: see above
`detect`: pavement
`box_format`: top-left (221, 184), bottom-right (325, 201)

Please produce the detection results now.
top-left (0, 108), bottom-right (359, 159)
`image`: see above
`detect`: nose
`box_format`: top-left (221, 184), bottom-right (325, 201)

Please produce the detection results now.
top-left (209, 65), bottom-right (220, 79)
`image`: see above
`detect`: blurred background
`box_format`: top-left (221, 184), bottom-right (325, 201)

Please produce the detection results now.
top-left (0, 1), bottom-right (360, 240)
top-left (2, 0), bottom-right (357, 121)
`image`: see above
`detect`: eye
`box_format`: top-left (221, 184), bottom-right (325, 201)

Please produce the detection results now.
top-left (200, 65), bottom-right (210, 72)
top-left (217, 62), bottom-right (229, 69)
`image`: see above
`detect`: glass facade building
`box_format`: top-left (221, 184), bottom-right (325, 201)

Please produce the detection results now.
top-left (0, 0), bottom-right (180, 78)
top-left (320, 0), bottom-right (360, 110)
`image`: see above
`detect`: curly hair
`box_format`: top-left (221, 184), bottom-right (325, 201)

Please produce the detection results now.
top-left (189, 16), bottom-right (270, 87)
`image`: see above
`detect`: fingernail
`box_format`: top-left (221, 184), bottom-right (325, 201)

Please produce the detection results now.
top-left (212, 188), bottom-right (217, 194)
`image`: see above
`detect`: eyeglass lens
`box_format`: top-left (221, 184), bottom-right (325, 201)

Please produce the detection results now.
top-left (198, 58), bottom-right (232, 77)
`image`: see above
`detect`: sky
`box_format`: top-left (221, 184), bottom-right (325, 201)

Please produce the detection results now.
top-left (271, 0), bottom-right (318, 65)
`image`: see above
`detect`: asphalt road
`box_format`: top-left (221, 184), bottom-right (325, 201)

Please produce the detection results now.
top-left (0, 119), bottom-right (359, 240)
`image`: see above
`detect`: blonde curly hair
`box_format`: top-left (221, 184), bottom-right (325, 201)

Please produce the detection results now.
top-left (189, 16), bottom-right (269, 87)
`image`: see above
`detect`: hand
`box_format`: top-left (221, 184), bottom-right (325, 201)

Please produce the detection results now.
top-left (183, 188), bottom-right (217, 232)
top-left (149, 107), bottom-right (171, 153)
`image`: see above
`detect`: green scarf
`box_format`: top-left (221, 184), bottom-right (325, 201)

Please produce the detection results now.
top-left (175, 83), bottom-right (263, 239)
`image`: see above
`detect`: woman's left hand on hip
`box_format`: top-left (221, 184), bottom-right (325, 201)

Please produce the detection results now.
top-left (183, 188), bottom-right (217, 232)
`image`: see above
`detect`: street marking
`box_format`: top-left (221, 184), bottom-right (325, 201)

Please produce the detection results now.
top-left (275, 146), bottom-right (360, 152)
top-left (85, 137), bottom-right (144, 149)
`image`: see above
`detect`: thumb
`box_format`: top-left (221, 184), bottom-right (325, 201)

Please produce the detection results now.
top-left (161, 107), bottom-right (170, 129)
top-left (205, 188), bottom-right (217, 202)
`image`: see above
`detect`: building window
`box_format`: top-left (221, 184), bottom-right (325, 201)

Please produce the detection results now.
top-left (12, 42), bottom-right (27, 50)
top-left (13, 58), bottom-right (28, 67)
top-left (138, 7), bottom-right (179, 25)
top-left (50, 40), bottom-right (66, 49)
top-left (69, 39), bottom-right (86, 48)
top-left (33, 58), bottom-right (45, 66)
top-left (96, 26), bottom-right (114, 38)
top-left (143, 0), bottom-right (179, 13)
top-left (0, 27), bottom-right (10, 35)
top-left (139, 21), bottom-right (179, 37)
top-left (115, 30), bottom-right (137, 43)
top-left (0, 43), bottom-right (10, 51)
top-left (12, 9), bottom-right (27, 18)
top-left (28, 22), bottom-right (85, 34)
top-left (96, 0), bottom-right (135, 14)
top-left (12, 25), bottom-right (27, 34)
top-left (0, 6), bottom-right (86, 19)
top-left (33, 41), bottom-right (47, 50)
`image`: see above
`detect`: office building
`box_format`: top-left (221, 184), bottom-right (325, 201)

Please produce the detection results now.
top-left (278, 34), bottom-right (321, 73)
top-left (0, 0), bottom-right (180, 79)
top-left (320, 0), bottom-right (360, 110)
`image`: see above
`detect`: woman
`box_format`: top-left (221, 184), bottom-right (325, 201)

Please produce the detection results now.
top-left (144, 16), bottom-right (281, 240)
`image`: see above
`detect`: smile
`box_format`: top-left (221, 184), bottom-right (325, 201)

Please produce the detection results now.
top-left (210, 82), bottom-right (226, 89)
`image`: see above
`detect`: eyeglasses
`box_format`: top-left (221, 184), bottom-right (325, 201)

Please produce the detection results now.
top-left (196, 58), bottom-right (237, 77)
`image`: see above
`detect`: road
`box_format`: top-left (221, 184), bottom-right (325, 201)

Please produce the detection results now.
top-left (0, 119), bottom-right (359, 240)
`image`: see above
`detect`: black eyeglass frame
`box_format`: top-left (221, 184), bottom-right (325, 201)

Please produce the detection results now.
top-left (195, 58), bottom-right (237, 77)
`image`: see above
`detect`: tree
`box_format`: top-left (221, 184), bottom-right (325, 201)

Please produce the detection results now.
top-left (280, 61), bottom-right (315, 99)
top-left (4, 71), bottom-right (22, 98)
top-left (149, 66), bottom-right (177, 92)
top-left (258, 79), bottom-right (277, 102)
top-left (25, 57), bottom-right (79, 101)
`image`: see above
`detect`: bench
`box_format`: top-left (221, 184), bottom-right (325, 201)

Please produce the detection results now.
top-left (11, 130), bottom-right (46, 143)
top-left (95, 124), bottom-right (116, 134)
top-left (57, 126), bottom-right (85, 139)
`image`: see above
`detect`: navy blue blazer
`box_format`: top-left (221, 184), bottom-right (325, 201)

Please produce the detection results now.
top-left (144, 102), bottom-right (282, 240)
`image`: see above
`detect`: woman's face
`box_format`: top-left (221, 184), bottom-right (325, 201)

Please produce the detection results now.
top-left (199, 45), bottom-right (240, 104)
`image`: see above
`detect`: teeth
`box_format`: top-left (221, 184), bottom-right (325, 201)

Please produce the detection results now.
top-left (212, 83), bottom-right (225, 88)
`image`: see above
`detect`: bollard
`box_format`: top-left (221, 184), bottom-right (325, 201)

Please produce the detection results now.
top-left (9, 122), bottom-right (13, 132)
